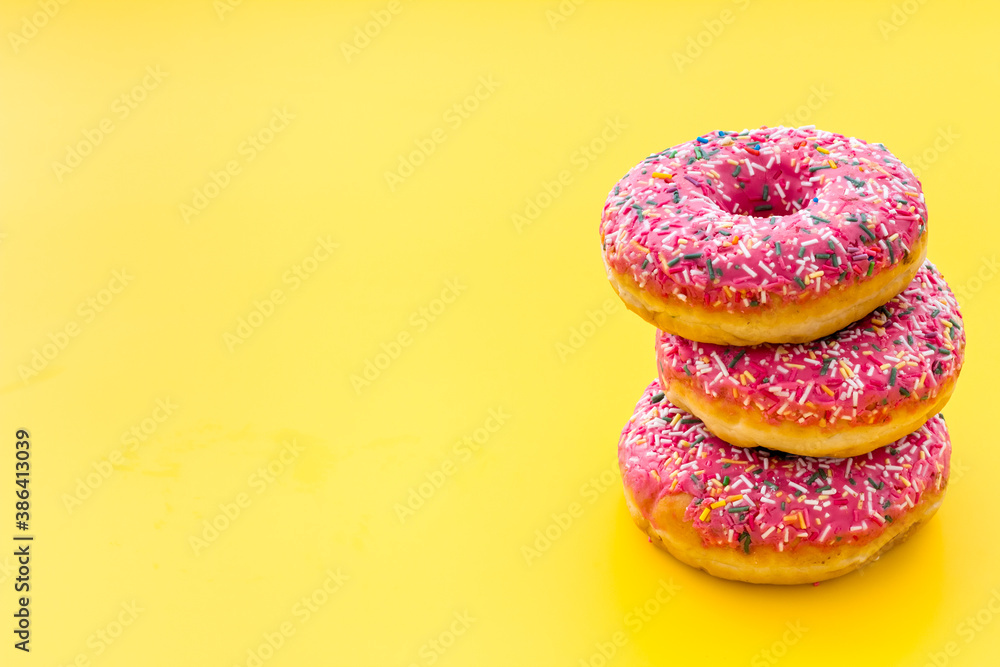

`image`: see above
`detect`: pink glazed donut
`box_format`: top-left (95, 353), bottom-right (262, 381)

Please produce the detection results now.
top-left (601, 126), bottom-right (928, 345)
top-left (656, 262), bottom-right (964, 457)
top-left (619, 381), bottom-right (950, 584)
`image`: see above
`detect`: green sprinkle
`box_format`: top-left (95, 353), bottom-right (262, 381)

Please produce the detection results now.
top-left (810, 215), bottom-right (831, 224)
top-left (889, 368), bottom-right (897, 386)
top-left (728, 349), bottom-right (746, 368)
top-left (667, 256), bottom-right (682, 267)
top-left (899, 387), bottom-right (911, 397)
top-left (728, 506), bottom-right (749, 513)
top-left (731, 164), bottom-right (742, 177)
top-left (808, 165), bottom-right (832, 172)
top-left (755, 204), bottom-right (773, 212)
top-left (651, 392), bottom-right (665, 403)
top-left (775, 241), bottom-right (782, 256)
top-left (867, 261), bottom-right (875, 276)
top-left (683, 252), bottom-right (703, 259)
top-left (762, 184), bottom-right (770, 201)
top-left (858, 223), bottom-right (876, 241)
top-left (762, 481), bottom-right (779, 490)
top-left (673, 190), bottom-right (680, 203)
top-left (641, 258), bottom-right (649, 269)
top-left (794, 277), bottom-right (807, 289)
top-left (722, 475), bottom-right (730, 486)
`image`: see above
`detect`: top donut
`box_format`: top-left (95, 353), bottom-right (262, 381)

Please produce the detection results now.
top-left (601, 126), bottom-right (928, 345)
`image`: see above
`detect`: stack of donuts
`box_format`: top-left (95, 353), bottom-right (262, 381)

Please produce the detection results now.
top-left (600, 126), bottom-right (965, 584)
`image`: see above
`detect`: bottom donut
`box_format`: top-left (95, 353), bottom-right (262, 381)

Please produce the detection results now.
top-left (618, 380), bottom-right (950, 585)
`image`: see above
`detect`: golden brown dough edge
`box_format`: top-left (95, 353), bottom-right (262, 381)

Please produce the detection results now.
top-left (659, 371), bottom-right (957, 458)
top-left (606, 234), bottom-right (927, 346)
top-left (622, 485), bottom-right (944, 585)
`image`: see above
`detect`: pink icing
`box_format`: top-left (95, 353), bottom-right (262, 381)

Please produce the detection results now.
top-left (619, 381), bottom-right (950, 550)
top-left (601, 126), bottom-right (926, 310)
top-left (656, 262), bottom-right (965, 427)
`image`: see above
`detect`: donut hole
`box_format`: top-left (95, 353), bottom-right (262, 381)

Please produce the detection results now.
top-left (713, 168), bottom-right (818, 218)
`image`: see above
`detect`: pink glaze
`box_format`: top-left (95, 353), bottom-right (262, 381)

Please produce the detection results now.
top-left (656, 262), bottom-right (964, 427)
top-left (601, 126), bottom-right (926, 310)
top-left (619, 381), bottom-right (950, 550)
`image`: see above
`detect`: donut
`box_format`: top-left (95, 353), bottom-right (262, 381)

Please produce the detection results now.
top-left (619, 381), bottom-right (950, 585)
top-left (655, 261), bottom-right (964, 458)
top-left (601, 125), bottom-right (928, 345)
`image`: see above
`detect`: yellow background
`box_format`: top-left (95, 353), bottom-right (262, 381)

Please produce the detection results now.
top-left (2, 1), bottom-right (999, 665)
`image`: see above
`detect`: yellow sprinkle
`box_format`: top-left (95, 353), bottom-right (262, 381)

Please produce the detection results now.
top-left (651, 172), bottom-right (673, 180)
top-left (899, 476), bottom-right (911, 487)
top-left (650, 470), bottom-right (660, 482)
top-left (670, 413), bottom-right (683, 427)
top-left (816, 146), bottom-right (830, 154)
top-left (699, 507), bottom-right (711, 522)
top-left (744, 370), bottom-right (756, 383)
top-left (720, 459), bottom-right (748, 465)
top-left (807, 271), bottom-right (824, 280)
top-left (786, 363), bottom-right (806, 370)
top-left (710, 500), bottom-right (726, 509)
top-left (943, 320), bottom-right (953, 328)
top-left (727, 158), bottom-right (740, 165)
top-left (828, 159), bottom-right (837, 168)
top-left (670, 478), bottom-right (678, 491)
top-left (895, 361), bottom-right (906, 370)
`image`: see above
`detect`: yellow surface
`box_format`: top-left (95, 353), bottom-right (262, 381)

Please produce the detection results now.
top-left (1, 1), bottom-right (999, 665)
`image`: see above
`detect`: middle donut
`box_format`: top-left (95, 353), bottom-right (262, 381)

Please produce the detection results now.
top-left (656, 261), bottom-right (964, 457)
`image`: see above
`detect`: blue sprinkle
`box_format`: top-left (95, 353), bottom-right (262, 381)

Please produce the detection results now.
top-left (812, 197), bottom-right (819, 203)
top-left (717, 131), bottom-right (725, 136)
top-left (697, 136), bottom-right (709, 144)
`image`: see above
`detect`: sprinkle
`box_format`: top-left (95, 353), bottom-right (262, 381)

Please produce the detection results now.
top-left (651, 172), bottom-right (673, 180)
